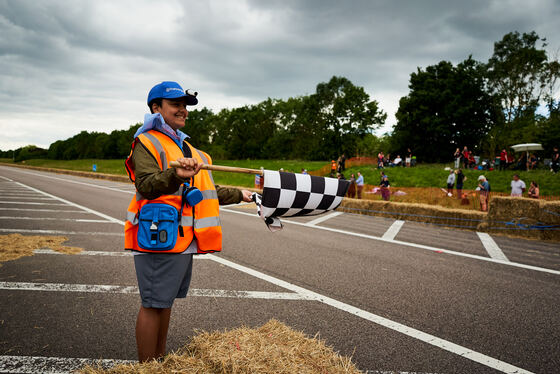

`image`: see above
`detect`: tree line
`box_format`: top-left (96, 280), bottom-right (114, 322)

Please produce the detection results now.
top-left (1, 31), bottom-right (558, 163)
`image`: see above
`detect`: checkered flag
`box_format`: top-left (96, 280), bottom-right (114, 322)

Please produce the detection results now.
top-left (259, 170), bottom-right (350, 219)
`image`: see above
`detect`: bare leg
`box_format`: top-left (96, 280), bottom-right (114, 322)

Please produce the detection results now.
top-left (136, 306), bottom-right (172, 362)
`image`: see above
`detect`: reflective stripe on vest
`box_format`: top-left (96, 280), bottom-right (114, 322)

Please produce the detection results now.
top-left (124, 130), bottom-right (221, 254)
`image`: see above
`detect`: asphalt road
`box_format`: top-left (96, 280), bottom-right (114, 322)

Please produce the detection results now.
top-left (0, 165), bottom-right (559, 374)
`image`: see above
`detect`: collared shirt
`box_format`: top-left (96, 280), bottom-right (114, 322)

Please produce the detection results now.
top-left (134, 113), bottom-right (189, 148)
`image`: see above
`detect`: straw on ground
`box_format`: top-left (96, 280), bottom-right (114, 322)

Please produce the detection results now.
top-left (80, 319), bottom-right (361, 374)
top-left (0, 234), bottom-right (82, 265)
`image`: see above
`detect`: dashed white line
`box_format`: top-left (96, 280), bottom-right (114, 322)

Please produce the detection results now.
top-left (14, 182), bottom-right (125, 225)
top-left (382, 219), bottom-right (405, 240)
top-left (33, 249), bottom-right (210, 259)
top-left (305, 211), bottom-right (343, 226)
top-left (0, 201), bottom-right (67, 205)
top-left (0, 216), bottom-right (112, 223)
top-left (0, 281), bottom-right (309, 300)
top-left (477, 232), bottom-right (509, 262)
top-left (0, 208), bottom-right (88, 213)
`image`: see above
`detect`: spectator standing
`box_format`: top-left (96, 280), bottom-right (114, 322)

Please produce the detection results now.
top-left (527, 154), bottom-right (537, 170)
top-left (499, 148), bottom-right (508, 171)
top-left (330, 160), bottom-right (336, 177)
top-left (341, 153), bottom-right (346, 171)
top-left (337, 156), bottom-right (343, 174)
top-left (477, 175), bottom-right (490, 212)
top-left (468, 151), bottom-right (476, 169)
top-left (446, 169), bottom-right (455, 195)
top-left (377, 151), bottom-right (384, 169)
top-left (405, 148), bottom-right (412, 167)
top-left (528, 181), bottom-right (539, 199)
top-left (550, 147), bottom-right (559, 173)
top-left (380, 175), bottom-right (391, 201)
top-left (453, 148), bottom-right (461, 169)
top-left (347, 173), bottom-right (356, 198)
top-left (356, 172), bottom-right (364, 199)
top-left (462, 146), bottom-right (469, 169)
top-left (456, 169), bottom-right (466, 199)
top-left (510, 174), bottom-right (526, 197)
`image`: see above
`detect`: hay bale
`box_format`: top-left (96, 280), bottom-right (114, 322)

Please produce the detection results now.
top-left (487, 196), bottom-right (541, 223)
top-left (0, 234), bottom-right (82, 265)
top-left (340, 199), bottom-right (484, 229)
top-left (539, 200), bottom-right (560, 241)
top-left (80, 319), bottom-right (361, 374)
top-left (485, 197), bottom-right (560, 241)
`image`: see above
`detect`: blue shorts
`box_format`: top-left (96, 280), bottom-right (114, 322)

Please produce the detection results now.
top-left (134, 253), bottom-right (193, 309)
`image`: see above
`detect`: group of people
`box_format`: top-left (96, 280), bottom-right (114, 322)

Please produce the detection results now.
top-left (454, 145), bottom-right (560, 172)
top-left (446, 169), bottom-right (541, 212)
top-left (377, 148), bottom-right (414, 168)
top-left (331, 154), bottom-right (347, 177)
top-left (346, 172), bottom-right (365, 199)
top-left (346, 171), bottom-right (391, 201)
top-left (453, 147), bottom-right (476, 169)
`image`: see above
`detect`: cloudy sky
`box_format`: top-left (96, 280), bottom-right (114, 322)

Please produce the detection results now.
top-left (0, 0), bottom-right (559, 151)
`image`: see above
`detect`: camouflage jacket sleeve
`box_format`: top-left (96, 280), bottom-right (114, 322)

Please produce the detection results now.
top-left (131, 141), bottom-right (244, 205)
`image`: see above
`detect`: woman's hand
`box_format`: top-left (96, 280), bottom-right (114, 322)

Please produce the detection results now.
top-left (174, 157), bottom-right (202, 179)
top-left (241, 190), bottom-right (253, 202)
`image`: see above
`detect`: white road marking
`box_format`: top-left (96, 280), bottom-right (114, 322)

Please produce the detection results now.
top-left (0, 355), bottom-right (134, 374)
top-left (0, 208), bottom-right (88, 213)
top-left (35, 249), bottom-right (133, 256)
top-left (207, 254), bottom-right (533, 374)
top-left (14, 181), bottom-right (125, 225)
top-left (0, 281), bottom-right (309, 300)
top-left (221, 207), bottom-right (560, 276)
top-left (477, 232), bottom-right (509, 262)
top-left (0, 216), bottom-right (112, 223)
top-left (382, 219), bottom-right (405, 240)
top-left (0, 166), bottom-right (132, 194)
top-left (0, 194), bottom-right (52, 198)
top-left (33, 249), bottom-right (210, 259)
top-left (0, 355), bottom-right (442, 374)
top-left (305, 211), bottom-right (343, 226)
top-left (0, 228), bottom-right (123, 236)
top-left (0, 175), bottom-right (13, 181)
top-left (0, 201), bottom-right (67, 205)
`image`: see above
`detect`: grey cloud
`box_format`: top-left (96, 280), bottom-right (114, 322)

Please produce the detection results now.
top-left (0, 0), bottom-right (558, 149)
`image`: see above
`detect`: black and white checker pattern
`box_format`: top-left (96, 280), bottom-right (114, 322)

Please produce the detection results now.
top-left (260, 170), bottom-right (350, 218)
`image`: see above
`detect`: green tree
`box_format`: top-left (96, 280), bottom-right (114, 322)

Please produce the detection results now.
top-left (486, 31), bottom-right (550, 124)
top-left (392, 58), bottom-right (495, 162)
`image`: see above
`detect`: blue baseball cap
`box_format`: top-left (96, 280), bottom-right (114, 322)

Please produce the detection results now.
top-left (147, 81), bottom-right (198, 107)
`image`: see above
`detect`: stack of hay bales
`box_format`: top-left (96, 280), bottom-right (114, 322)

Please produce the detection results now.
top-left (340, 199), bottom-right (484, 229)
top-left (483, 197), bottom-right (560, 241)
top-left (340, 197), bottom-right (560, 241)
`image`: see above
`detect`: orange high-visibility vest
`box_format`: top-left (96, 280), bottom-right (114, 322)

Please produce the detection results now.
top-left (124, 130), bottom-right (222, 254)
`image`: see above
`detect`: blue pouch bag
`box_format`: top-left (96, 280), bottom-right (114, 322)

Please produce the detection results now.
top-left (138, 203), bottom-right (179, 251)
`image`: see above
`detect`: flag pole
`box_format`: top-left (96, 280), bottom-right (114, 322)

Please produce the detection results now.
top-left (169, 161), bottom-right (264, 175)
